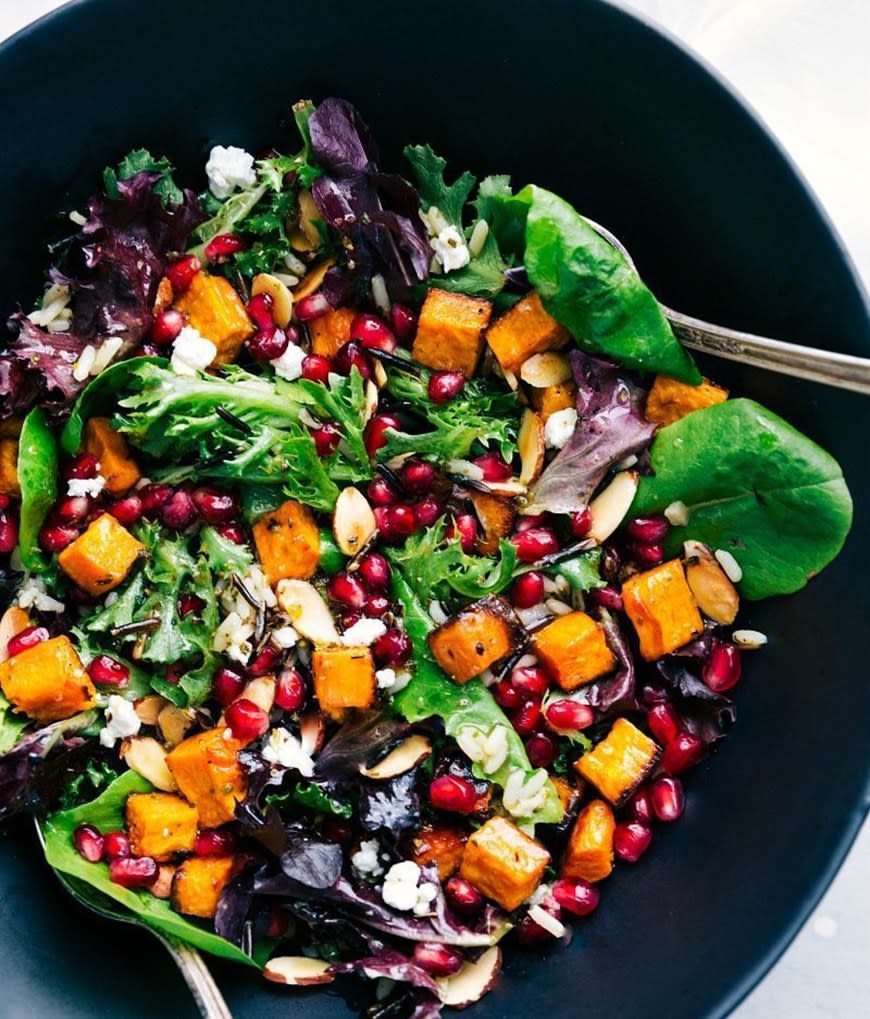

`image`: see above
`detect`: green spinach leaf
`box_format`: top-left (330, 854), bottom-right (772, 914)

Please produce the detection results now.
top-left (18, 407), bottom-right (59, 573)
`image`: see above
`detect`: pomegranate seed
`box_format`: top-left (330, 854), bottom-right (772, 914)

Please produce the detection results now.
top-left (103, 830), bottom-right (130, 860)
top-left (449, 513), bottom-right (477, 553)
top-left (358, 552), bottom-right (391, 590)
top-left (73, 824), bottom-right (104, 863)
top-left (150, 308), bottom-right (185, 345)
top-left (246, 292), bottom-right (275, 330)
top-left (205, 233), bottom-right (246, 261)
top-left (372, 628), bottom-right (412, 667)
top-left (627, 515), bottom-right (670, 544)
top-left (427, 370), bottom-right (465, 404)
top-left (390, 303), bottom-right (417, 344)
top-left (546, 699), bottom-right (594, 731)
top-left (301, 353), bottom-right (334, 384)
top-left (39, 523), bottom-right (78, 553)
top-left (525, 731), bottom-right (558, 768)
top-left (387, 503), bottom-right (418, 537)
top-left (400, 459), bottom-right (436, 495)
top-left (295, 292), bottom-right (331, 321)
top-left (493, 679), bottom-right (522, 711)
top-left (626, 787), bottom-right (655, 825)
top-left (415, 497), bottom-right (442, 527)
top-left (412, 943), bottom-right (463, 977)
top-left (7, 625), bottom-right (49, 657)
top-left (311, 423), bottom-right (341, 457)
top-left (225, 698), bottom-right (270, 742)
top-left (165, 254), bottom-right (201, 294)
top-left (340, 610), bottom-right (361, 631)
top-left (429, 775), bottom-right (477, 814)
top-left (164, 661), bottom-right (187, 686)
top-left (0, 513), bottom-right (18, 554)
top-left (512, 571), bottom-right (544, 609)
top-left (65, 453), bottom-right (100, 480)
top-left (160, 489), bottom-right (197, 530)
top-left (56, 496), bottom-right (91, 524)
top-left (511, 527), bottom-right (559, 563)
top-left (512, 700), bottom-right (541, 736)
top-left (109, 856), bottom-right (159, 889)
top-left (275, 668), bottom-right (306, 712)
top-left (515, 514), bottom-right (548, 533)
top-left (350, 312), bottom-right (396, 352)
top-left (328, 571), bottom-right (367, 610)
top-left (87, 654), bottom-right (130, 687)
top-left (588, 585), bottom-right (624, 612)
top-left (0, 494), bottom-right (9, 511)
top-left (570, 507), bottom-right (593, 538)
top-left (248, 643), bottom-right (282, 677)
top-left (191, 485), bottom-right (238, 524)
top-left (217, 521), bottom-right (246, 544)
top-left (445, 876), bottom-right (484, 915)
top-left (614, 821), bottom-right (653, 862)
top-left (266, 905), bottom-right (290, 939)
top-left (510, 665), bottom-right (549, 701)
top-left (552, 878), bottom-right (600, 916)
top-left (647, 703), bottom-right (681, 745)
top-left (194, 828), bottom-right (236, 856)
top-left (335, 340), bottom-right (372, 379)
top-left (367, 476), bottom-right (398, 506)
top-left (109, 494), bottom-right (144, 525)
top-left (248, 327), bottom-right (289, 361)
top-left (703, 641), bottom-right (742, 693)
top-left (139, 483), bottom-right (173, 517)
top-left (373, 506), bottom-right (393, 541)
top-left (212, 666), bottom-right (246, 707)
top-left (364, 413), bottom-right (400, 457)
top-left (660, 732), bottom-right (703, 776)
top-left (178, 594), bottom-right (205, 618)
top-left (472, 451), bottom-right (512, 482)
top-left (630, 540), bottom-right (665, 567)
top-left (651, 776), bottom-right (685, 822)
top-left (364, 593), bottom-right (391, 617)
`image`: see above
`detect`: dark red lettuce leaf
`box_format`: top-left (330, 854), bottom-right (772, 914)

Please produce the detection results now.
top-left (586, 608), bottom-right (639, 716)
top-left (358, 770), bottom-right (421, 837)
top-left (313, 710), bottom-right (411, 780)
top-left (329, 944), bottom-right (441, 994)
top-left (0, 317), bottom-right (85, 415)
top-left (655, 657), bottom-right (737, 745)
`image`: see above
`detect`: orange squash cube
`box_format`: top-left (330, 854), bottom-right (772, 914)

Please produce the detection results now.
top-left (576, 718), bottom-right (661, 806)
top-left (309, 307), bottom-right (357, 358)
top-left (58, 513), bottom-right (144, 596)
top-left (172, 855), bottom-right (237, 918)
top-left (0, 635), bottom-right (95, 722)
top-left (428, 595), bottom-right (521, 684)
top-left (465, 489), bottom-right (516, 556)
top-left (0, 438), bottom-right (19, 498)
top-left (125, 792), bottom-right (198, 862)
top-left (173, 272), bottom-right (254, 365)
top-left (486, 291), bottom-right (570, 375)
top-left (312, 646), bottom-right (376, 720)
top-left (252, 498), bottom-right (320, 587)
top-left (529, 381), bottom-right (577, 423)
top-left (83, 418), bottom-right (141, 495)
top-left (532, 611), bottom-right (615, 691)
top-left (622, 559), bottom-right (704, 661)
top-left (562, 799), bottom-right (615, 883)
top-left (645, 374), bottom-right (728, 427)
top-left (409, 824), bottom-right (467, 880)
top-left (459, 816), bottom-right (550, 911)
top-left (411, 289), bottom-right (492, 377)
top-left (166, 728), bottom-right (247, 828)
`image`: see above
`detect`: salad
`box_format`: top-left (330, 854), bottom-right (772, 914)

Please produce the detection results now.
top-left (0, 97), bottom-right (852, 1015)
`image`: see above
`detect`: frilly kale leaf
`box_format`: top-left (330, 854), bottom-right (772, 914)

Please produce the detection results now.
top-left (103, 149), bottom-right (184, 208)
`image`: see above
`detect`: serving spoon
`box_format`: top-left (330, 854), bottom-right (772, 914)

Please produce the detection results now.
top-left (584, 218), bottom-right (870, 395)
top-left (34, 818), bottom-right (232, 1019)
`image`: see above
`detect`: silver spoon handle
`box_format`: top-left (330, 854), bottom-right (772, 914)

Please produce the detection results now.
top-left (663, 305), bottom-right (870, 395)
top-left (158, 935), bottom-right (233, 1019)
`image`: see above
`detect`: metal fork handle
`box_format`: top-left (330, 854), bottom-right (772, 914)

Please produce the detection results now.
top-left (158, 935), bottom-right (233, 1019)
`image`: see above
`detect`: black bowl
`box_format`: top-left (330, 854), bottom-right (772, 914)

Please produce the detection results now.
top-left (0, 1), bottom-right (867, 1016)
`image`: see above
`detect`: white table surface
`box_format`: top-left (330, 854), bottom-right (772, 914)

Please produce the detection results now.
top-left (2, 2), bottom-right (868, 1017)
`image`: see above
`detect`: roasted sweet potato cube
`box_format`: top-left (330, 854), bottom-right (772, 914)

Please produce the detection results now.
top-left (172, 855), bottom-right (237, 918)
top-left (532, 611), bottom-right (615, 691)
top-left (428, 595), bottom-right (521, 684)
top-left (58, 513), bottom-right (144, 596)
top-left (622, 559), bottom-right (704, 661)
top-left (645, 374), bottom-right (728, 427)
top-left (174, 272), bottom-right (254, 365)
top-left (0, 635), bottom-right (95, 723)
top-left (486, 291), bottom-right (570, 374)
top-left (576, 718), bottom-right (660, 806)
top-left (411, 289), bottom-right (492, 377)
top-left (252, 498), bottom-right (320, 586)
top-left (409, 824), bottom-right (467, 880)
top-left (312, 647), bottom-right (376, 720)
top-left (309, 307), bottom-right (356, 358)
top-left (465, 489), bottom-right (516, 556)
top-left (529, 382), bottom-right (577, 423)
top-left (562, 799), bottom-right (615, 882)
top-left (83, 418), bottom-right (141, 495)
top-left (460, 816), bottom-right (550, 911)
top-left (125, 792), bottom-right (198, 862)
top-left (0, 438), bottom-right (20, 498)
top-left (166, 728), bottom-right (247, 828)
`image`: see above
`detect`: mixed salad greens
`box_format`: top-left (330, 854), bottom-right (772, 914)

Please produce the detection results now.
top-left (0, 96), bottom-right (852, 1015)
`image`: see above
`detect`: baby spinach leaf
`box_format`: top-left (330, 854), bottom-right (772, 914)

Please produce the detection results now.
top-left (631, 398), bottom-right (853, 599)
top-left (17, 407), bottom-right (59, 573)
top-left (546, 548), bottom-right (604, 591)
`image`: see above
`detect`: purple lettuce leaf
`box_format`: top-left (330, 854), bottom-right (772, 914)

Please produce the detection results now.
top-left (655, 657), bottom-right (737, 745)
top-left (313, 710), bottom-right (411, 781)
top-left (586, 608), bottom-right (640, 716)
top-left (309, 97), bottom-right (379, 176)
top-left (0, 317), bottom-right (86, 415)
top-left (358, 770), bottom-right (421, 838)
top-left (329, 944), bottom-right (440, 995)
top-left (529, 350), bottom-right (657, 514)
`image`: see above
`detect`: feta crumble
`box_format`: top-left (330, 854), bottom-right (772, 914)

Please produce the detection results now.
top-left (171, 327), bottom-right (217, 376)
top-left (431, 225), bottom-right (470, 273)
top-left (100, 695), bottom-right (141, 748)
top-left (205, 145), bottom-right (257, 200)
top-left (352, 838), bottom-right (386, 879)
top-left (376, 667), bottom-right (412, 693)
top-left (212, 611), bottom-right (255, 664)
top-left (380, 861), bottom-right (435, 914)
top-left (262, 727), bottom-right (315, 777)
top-left (15, 574), bottom-right (65, 614)
top-left (543, 407), bottom-right (578, 450)
top-left (270, 340), bottom-right (306, 381)
top-left (67, 474), bottom-right (106, 499)
top-left (341, 618), bottom-right (387, 647)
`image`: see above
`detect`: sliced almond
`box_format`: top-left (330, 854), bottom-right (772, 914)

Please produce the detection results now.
top-left (333, 486), bottom-right (377, 557)
top-left (252, 273), bottom-right (293, 328)
top-left (437, 946), bottom-right (501, 1008)
top-left (263, 956), bottom-right (335, 987)
top-left (520, 351), bottom-right (572, 388)
top-left (157, 704), bottom-right (195, 748)
top-left (0, 606), bottom-right (30, 663)
top-left (276, 580), bottom-right (341, 645)
top-left (518, 410), bottom-right (545, 485)
top-left (292, 258), bottom-right (335, 300)
top-left (587, 471), bottom-right (639, 544)
top-left (134, 695), bottom-right (169, 726)
top-left (150, 864), bottom-right (176, 900)
top-left (299, 712), bottom-right (327, 754)
top-left (119, 736), bottom-right (176, 792)
top-left (486, 479), bottom-right (527, 497)
top-left (363, 379), bottom-right (379, 423)
top-left (361, 735), bottom-right (432, 780)
top-left (241, 675), bottom-right (277, 714)
top-left (683, 540), bottom-right (739, 624)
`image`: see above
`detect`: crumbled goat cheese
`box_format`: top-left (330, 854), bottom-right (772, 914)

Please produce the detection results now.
top-left (100, 695), bottom-right (141, 748)
top-left (171, 327), bottom-right (217, 376)
top-left (212, 611), bottom-right (255, 664)
top-left (16, 574), bottom-right (65, 613)
top-left (431, 225), bottom-right (470, 273)
top-left (271, 625), bottom-right (299, 649)
top-left (665, 500), bottom-right (690, 526)
top-left (413, 882), bottom-right (439, 916)
top-left (714, 548), bottom-right (743, 583)
top-left (67, 474), bottom-right (106, 499)
top-left (503, 768), bottom-right (550, 818)
top-left (376, 667), bottom-right (412, 693)
top-left (732, 629), bottom-right (768, 650)
top-left (352, 838), bottom-right (386, 879)
top-left (270, 341), bottom-right (306, 381)
top-left (544, 407), bottom-right (578, 450)
top-left (261, 727), bottom-right (315, 777)
top-left (205, 145), bottom-right (257, 199)
top-left (381, 861), bottom-right (429, 913)
top-left (341, 618), bottom-right (387, 647)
